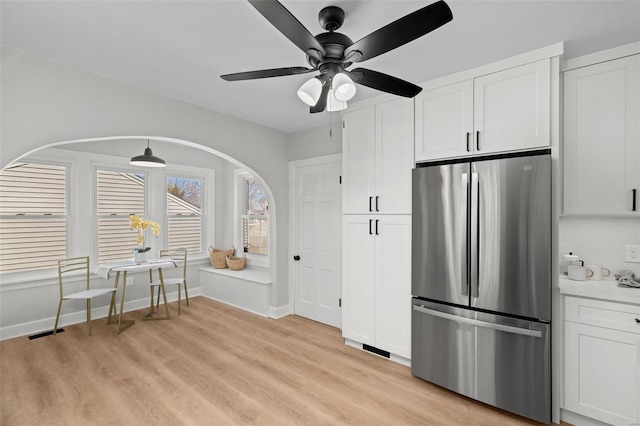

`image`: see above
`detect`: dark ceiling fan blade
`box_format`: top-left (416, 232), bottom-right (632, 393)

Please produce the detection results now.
top-left (344, 0), bottom-right (453, 63)
top-left (310, 79), bottom-right (330, 113)
top-left (221, 66), bottom-right (314, 81)
top-left (349, 68), bottom-right (422, 97)
top-left (249, 0), bottom-right (326, 60)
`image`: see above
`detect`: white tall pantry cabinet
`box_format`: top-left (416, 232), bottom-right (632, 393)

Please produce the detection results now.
top-left (341, 98), bottom-right (413, 361)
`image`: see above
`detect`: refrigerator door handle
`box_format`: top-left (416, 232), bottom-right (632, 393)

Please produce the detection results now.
top-left (412, 304), bottom-right (543, 338)
top-left (470, 172), bottom-right (479, 298)
top-left (461, 173), bottom-right (469, 296)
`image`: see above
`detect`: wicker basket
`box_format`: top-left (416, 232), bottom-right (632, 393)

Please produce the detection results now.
top-left (208, 246), bottom-right (235, 269)
top-left (226, 254), bottom-right (247, 271)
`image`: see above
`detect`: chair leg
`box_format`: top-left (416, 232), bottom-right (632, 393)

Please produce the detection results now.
top-left (156, 286), bottom-right (161, 309)
top-left (53, 299), bottom-right (63, 335)
top-left (183, 280), bottom-right (189, 306)
top-left (150, 286), bottom-right (155, 314)
top-left (177, 285), bottom-right (181, 315)
top-left (87, 299), bottom-right (92, 336)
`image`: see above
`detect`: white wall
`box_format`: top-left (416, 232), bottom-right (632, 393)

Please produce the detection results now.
top-left (0, 46), bottom-right (292, 318)
top-left (287, 123), bottom-right (342, 161)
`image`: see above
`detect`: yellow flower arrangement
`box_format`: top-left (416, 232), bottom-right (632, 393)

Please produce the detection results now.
top-left (129, 214), bottom-right (160, 253)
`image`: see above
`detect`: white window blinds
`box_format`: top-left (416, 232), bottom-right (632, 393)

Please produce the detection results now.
top-left (0, 163), bottom-right (67, 272)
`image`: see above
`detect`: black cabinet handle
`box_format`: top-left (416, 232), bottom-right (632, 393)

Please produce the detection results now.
top-left (633, 189), bottom-right (637, 212)
top-left (369, 219), bottom-right (373, 235)
top-left (375, 196), bottom-right (379, 212)
top-left (476, 130), bottom-right (480, 151)
top-left (375, 219), bottom-right (379, 235)
top-left (369, 196), bottom-right (373, 212)
top-left (466, 132), bottom-right (471, 152)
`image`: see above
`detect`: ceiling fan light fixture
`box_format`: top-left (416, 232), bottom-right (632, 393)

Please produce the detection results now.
top-left (332, 72), bottom-right (356, 102)
top-left (129, 140), bottom-right (166, 168)
top-left (297, 77), bottom-right (323, 106)
top-left (327, 89), bottom-right (347, 112)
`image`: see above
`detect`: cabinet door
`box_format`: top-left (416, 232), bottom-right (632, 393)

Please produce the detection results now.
top-left (375, 215), bottom-right (412, 358)
top-left (342, 107), bottom-right (375, 214)
top-left (474, 59), bottom-right (551, 154)
top-left (564, 321), bottom-right (640, 426)
top-left (563, 54), bottom-right (640, 215)
top-left (415, 80), bottom-right (474, 161)
top-left (341, 215), bottom-right (375, 345)
top-left (375, 98), bottom-right (414, 214)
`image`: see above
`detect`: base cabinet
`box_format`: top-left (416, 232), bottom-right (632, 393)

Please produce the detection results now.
top-left (342, 215), bottom-right (411, 359)
top-left (564, 296), bottom-right (640, 426)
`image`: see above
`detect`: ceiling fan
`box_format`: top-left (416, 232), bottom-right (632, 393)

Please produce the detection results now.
top-left (221, 0), bottom-right (453, 113)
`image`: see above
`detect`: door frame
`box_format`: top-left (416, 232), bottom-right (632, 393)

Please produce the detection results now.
top-left (288, 154), bottom-right (342, 326)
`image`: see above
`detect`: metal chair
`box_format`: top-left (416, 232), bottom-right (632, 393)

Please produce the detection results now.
top-left (149, 248), bottom-right (189, 315)
top-left (54, 256), bottom-right (116, 336)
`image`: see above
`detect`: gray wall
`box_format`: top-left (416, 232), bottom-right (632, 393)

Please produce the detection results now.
top-left (1, 46), bottom-right (290, 310)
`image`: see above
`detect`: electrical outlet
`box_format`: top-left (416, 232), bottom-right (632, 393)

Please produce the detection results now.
top-left (625, 245), bottom-right (640, 263)
top-left (126, 277), bottom-right (134, 286)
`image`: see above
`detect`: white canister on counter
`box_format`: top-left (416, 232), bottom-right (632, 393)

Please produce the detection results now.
top-left (560, 253), bottom-right (580, 276)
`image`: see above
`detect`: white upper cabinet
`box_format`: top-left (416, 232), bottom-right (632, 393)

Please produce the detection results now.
top-left (343, 98), bottom-right (414, 214)
top-left (416, 59), bottom-right (551, 162)
top-left (415, 80), bottom-right (474, 160)
top-left (563, 54), bottom-right (640, 215)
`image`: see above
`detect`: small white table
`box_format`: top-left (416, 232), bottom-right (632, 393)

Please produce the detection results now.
top-left (97, 259), bottom-right (177, 333)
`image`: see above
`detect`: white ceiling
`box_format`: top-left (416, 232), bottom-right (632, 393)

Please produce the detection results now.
top-left (2, 1), bottom-right (639, 134)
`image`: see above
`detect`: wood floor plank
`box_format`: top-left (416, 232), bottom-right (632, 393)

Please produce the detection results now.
top-left (1, 297), bottom-right (563, 425)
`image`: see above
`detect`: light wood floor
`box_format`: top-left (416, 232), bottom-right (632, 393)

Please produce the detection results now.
top-left (2, 297), bottom-right (558, 425)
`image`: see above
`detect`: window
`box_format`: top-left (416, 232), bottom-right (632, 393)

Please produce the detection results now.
top-left (0, 162), bottom-right (67, 272)
top-left (166, 176), bottom-right (202, 253)
top-left (96, 170), bottom-right (145, 262)
top-left (243, 178), bottom-right (268, 255)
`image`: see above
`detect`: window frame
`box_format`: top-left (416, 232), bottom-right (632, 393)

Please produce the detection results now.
top-left (94, 166), bottom-right (148, 263)
top-left (234, 169), bottom-right (269, 267)
top-left (164, 173), bottom-right (205, 253)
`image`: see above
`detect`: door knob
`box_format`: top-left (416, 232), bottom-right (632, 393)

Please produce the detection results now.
top-left (293, 255), bottom-right (300, 261)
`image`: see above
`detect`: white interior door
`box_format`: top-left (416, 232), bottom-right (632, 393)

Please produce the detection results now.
top-left (291, 156), bottom-right (342, 328)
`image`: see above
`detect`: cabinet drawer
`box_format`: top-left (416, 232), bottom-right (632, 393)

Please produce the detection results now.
top-left (565, 296), bottom-right (640, 334)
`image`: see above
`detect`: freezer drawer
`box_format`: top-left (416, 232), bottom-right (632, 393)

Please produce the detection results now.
top-left (411, 300), bottom-right (550, 424)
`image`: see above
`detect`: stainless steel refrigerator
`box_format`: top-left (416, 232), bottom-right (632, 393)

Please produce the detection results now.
top-left (411, 150), bottom-right (551, 424)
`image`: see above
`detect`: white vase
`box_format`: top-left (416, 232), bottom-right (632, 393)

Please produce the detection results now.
top-left (134, 251), bottom-right (148, 263)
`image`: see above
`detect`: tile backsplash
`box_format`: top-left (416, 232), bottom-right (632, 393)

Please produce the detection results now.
top-left (559, 217), bottom-right (640, 276)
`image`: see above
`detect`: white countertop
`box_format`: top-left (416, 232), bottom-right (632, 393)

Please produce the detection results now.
top-left (559, 275), bottom-right (640, 305)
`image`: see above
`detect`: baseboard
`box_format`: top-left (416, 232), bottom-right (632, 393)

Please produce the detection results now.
top-left (269, 303), bottom-right (293, 319)
top-left (0, 287), bottom-right (201, 341)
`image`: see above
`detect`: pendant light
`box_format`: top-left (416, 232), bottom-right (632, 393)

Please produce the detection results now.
top-left (327, 88), bottom-right (347, 112)
top-left (332, 72), bottom-right (356, 102)
top-left (129, 139), bottom-right (166, 168)
top-left (297, 77), bottom-right (323, 106)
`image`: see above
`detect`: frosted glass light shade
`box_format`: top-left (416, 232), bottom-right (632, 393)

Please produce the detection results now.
top-left (327, 89), bottom-right (347, 112)
top-left (332, 73), bottom-right (356, 101)
top-left (297, 77), bottom-right (323, 106)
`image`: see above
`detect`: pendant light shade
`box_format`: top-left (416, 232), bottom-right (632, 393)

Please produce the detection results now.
top-left (297, 77), bottom-right (323, 106)
top-left (332, 72), bottom-right (356, 102)
top-left (327, 89), bottom-right (347, 112)
top-left (130, 140), bottom-right (166, 168)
